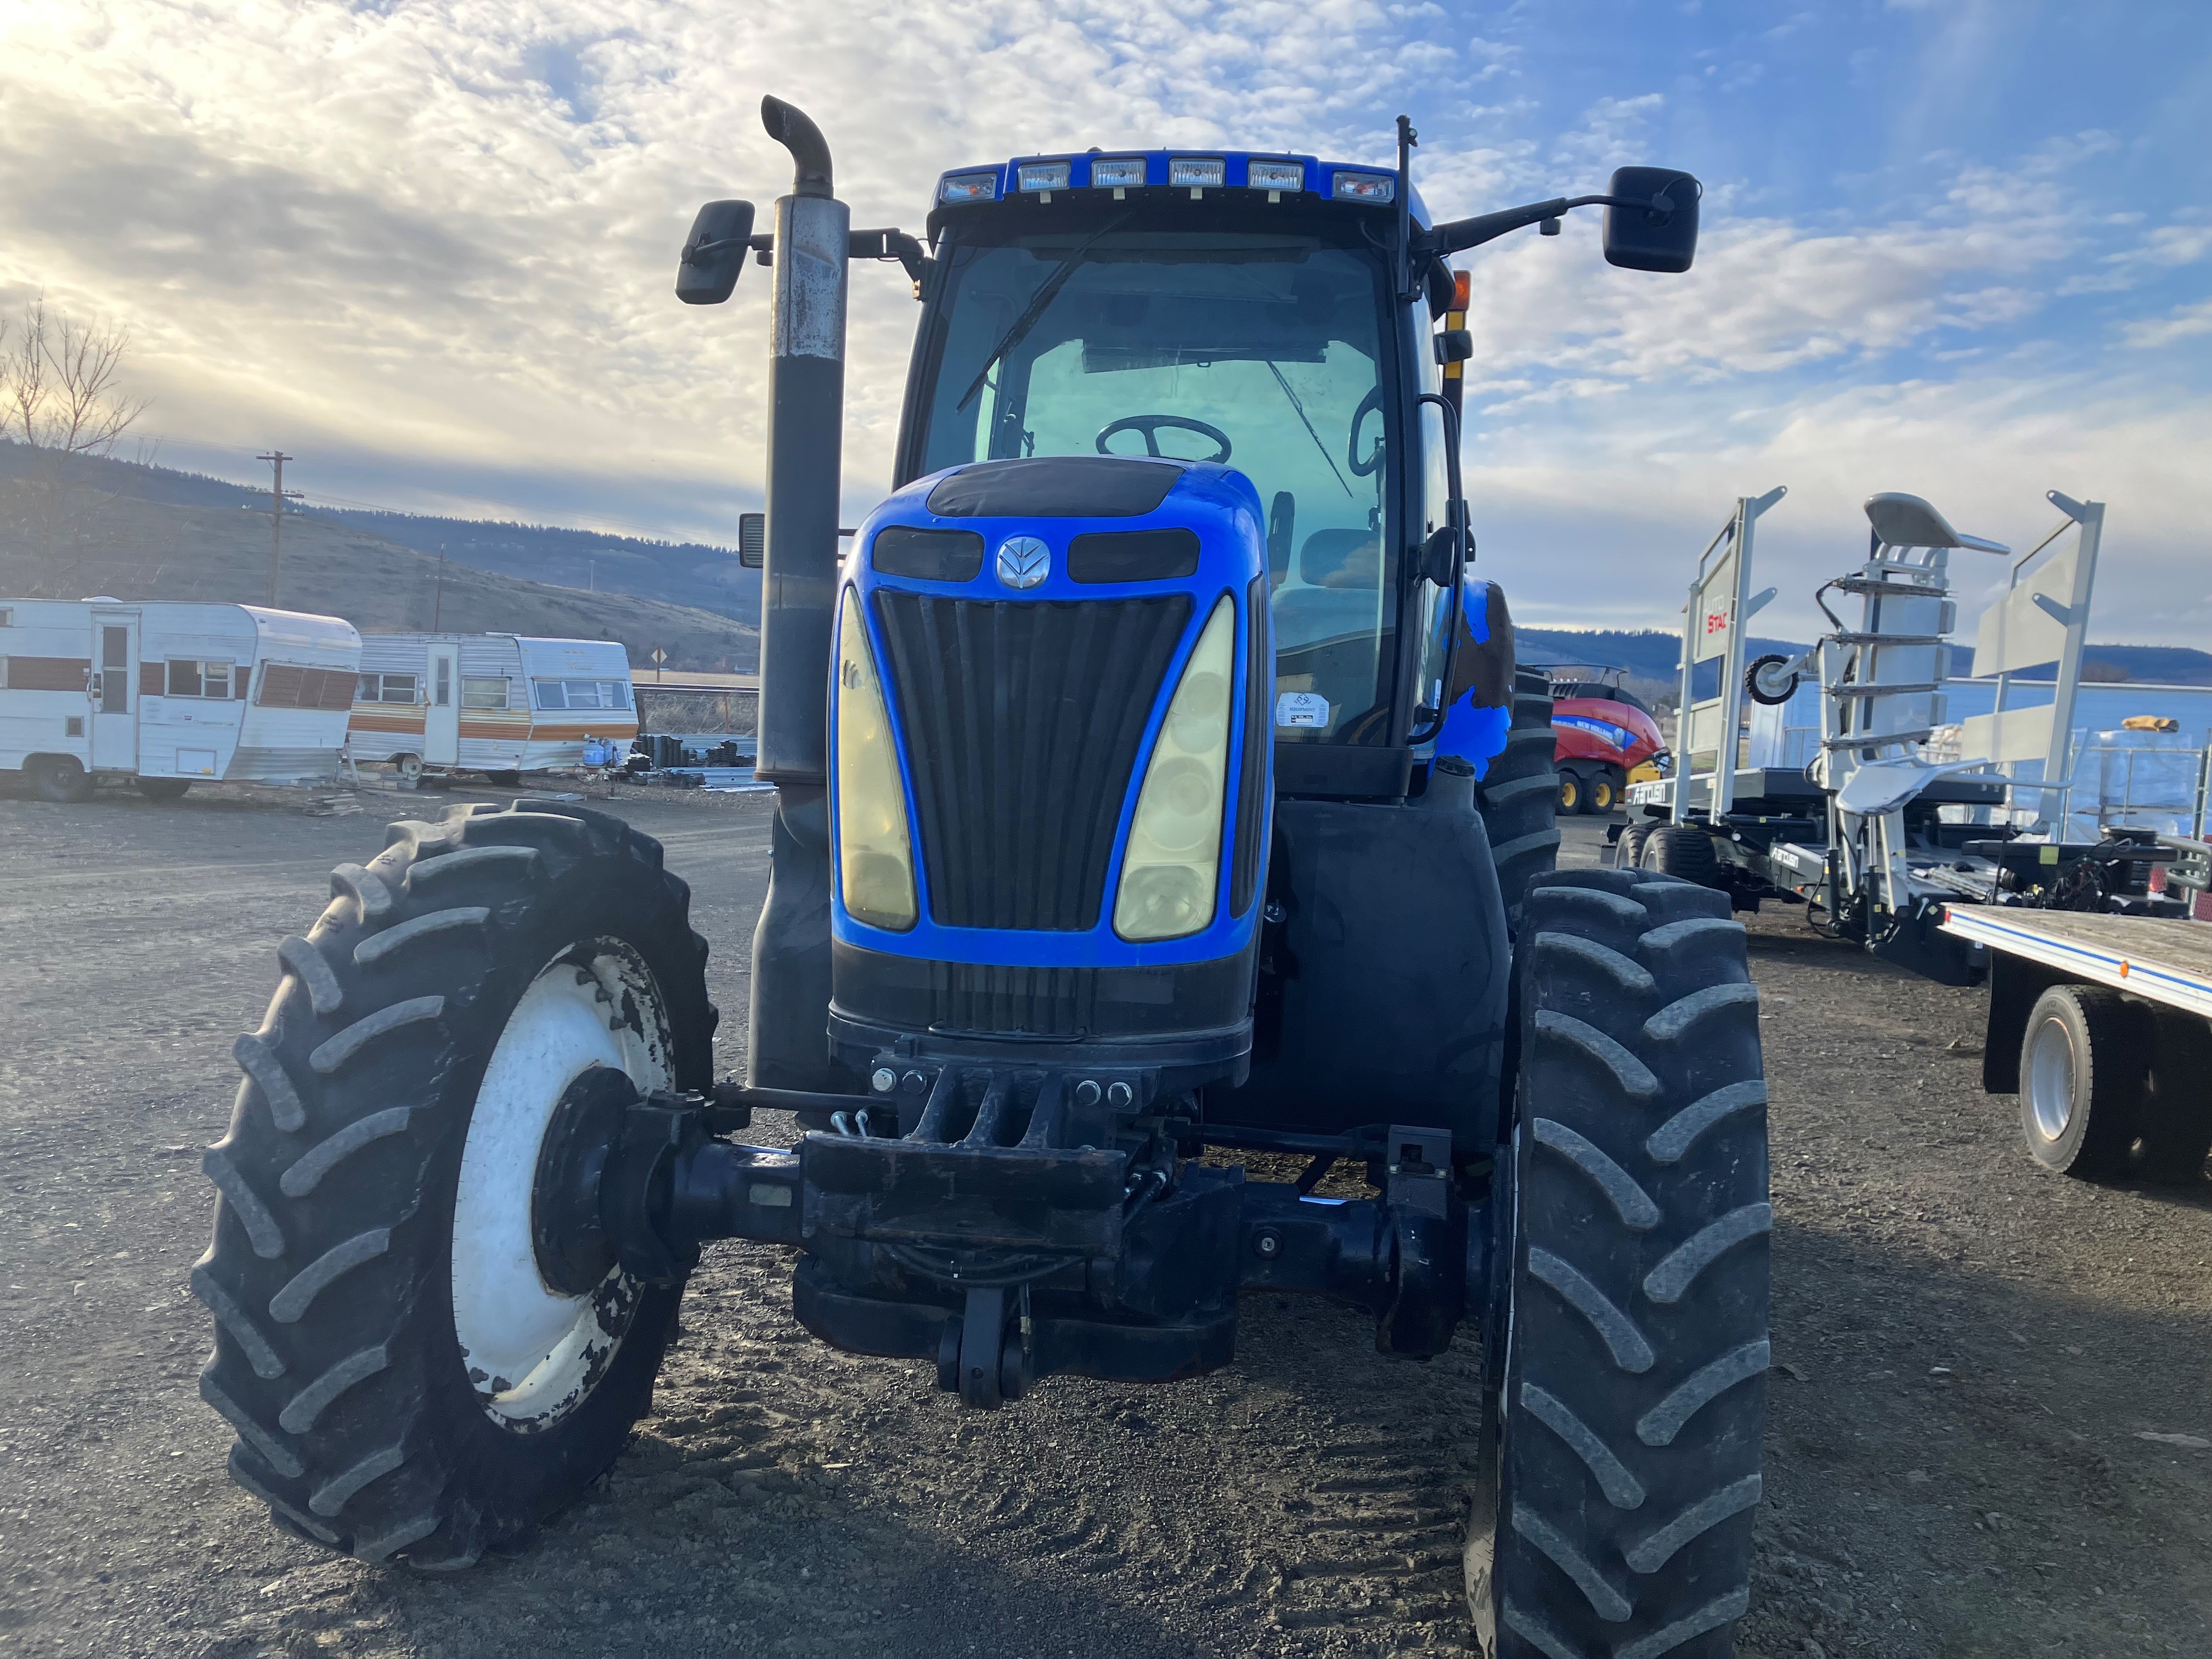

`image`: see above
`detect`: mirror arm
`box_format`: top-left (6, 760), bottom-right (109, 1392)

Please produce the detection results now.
top-left (1418, 189), bottom-right (1680, 259)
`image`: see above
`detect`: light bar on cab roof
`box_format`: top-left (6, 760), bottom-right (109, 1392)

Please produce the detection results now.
top-left (1331, 171), bottom-right (1394, 204)
top-left (1167, 156), bottom-right (1226, 189)
top-left (939, 171), bottom-right (999, 204)
top-left (1089, 156), bottom-right (1146, 189)
top-left (1016, 160), bottom-right (1070, 193)
top-left (1246, 160), bottom-right (1304, 193)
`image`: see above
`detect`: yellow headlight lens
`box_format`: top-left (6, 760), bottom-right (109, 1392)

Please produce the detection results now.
top-left (1114, 595), bottom-right (1235, 941)
top-left (833, 589), bottom-right (918, 930)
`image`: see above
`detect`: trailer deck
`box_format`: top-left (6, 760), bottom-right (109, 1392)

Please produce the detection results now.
top-left (1941, 904), bottom-right (2212, 1018)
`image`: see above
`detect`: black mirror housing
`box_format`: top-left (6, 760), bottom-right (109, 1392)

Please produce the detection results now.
top-left (1602, 167), bottom-right (1700, 273)
top-left (676, 199), bottom-right (757, 305)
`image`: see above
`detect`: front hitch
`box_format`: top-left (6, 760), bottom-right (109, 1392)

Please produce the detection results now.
top-left (556, 1068), bottom-right (1489, 1407)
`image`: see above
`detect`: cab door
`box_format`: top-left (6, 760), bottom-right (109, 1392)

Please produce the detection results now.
top-left (425, 644), bottom-right (460, 764)
top-left (89, 611), bottom-right (139, 770)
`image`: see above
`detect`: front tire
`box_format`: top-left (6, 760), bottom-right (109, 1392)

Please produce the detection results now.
top-left (1638, 824), bottom-right (1719, 888)
top-left (1470, 868), bottom-right (1769, 1657)
top-left (193, 801), bottom-right (716, 1567)
top-left (2018, 985), bottom-right (2144, 1177)
top-left (136, 777), bottom-right (193, 801)
top-left (34, 755), bottom-right (93, 803)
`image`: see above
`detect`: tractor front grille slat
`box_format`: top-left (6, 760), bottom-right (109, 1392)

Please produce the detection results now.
top-left (873, 591), bottom-right (1192, 930)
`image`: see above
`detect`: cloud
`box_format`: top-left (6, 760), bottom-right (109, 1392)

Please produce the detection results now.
top-left (2122, 298), bottom-right (2212, 349)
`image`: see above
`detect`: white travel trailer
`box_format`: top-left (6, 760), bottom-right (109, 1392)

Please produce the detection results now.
top-left (347, 634), bottom-right (638, 782)
top-left (0, 599), bottom-right (362, 802)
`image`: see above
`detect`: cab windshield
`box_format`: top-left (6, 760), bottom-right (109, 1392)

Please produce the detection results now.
top-left (915, 229), bottom-right (1399, 745)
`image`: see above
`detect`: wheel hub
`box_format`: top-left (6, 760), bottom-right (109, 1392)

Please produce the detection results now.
top-left (2027, 1017), bottom-right (2076, 1141)
top-left (531, 1065), bottom-right (639, 1296)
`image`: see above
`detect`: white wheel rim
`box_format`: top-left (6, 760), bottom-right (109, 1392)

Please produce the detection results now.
top-left (2027, 1016), bottom-right (2077, 1141)
top-left (452, 941), bottom-right (674, 1432)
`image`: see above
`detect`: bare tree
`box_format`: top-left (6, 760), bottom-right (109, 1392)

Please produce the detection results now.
top-left (0, 298), bottom-right (150, 567)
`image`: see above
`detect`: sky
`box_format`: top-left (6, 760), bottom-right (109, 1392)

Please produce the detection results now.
top-left (3, 0), bottom-right (2209, 645)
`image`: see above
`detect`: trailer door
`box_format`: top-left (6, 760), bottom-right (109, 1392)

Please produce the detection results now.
top-left (89, 611), bottom-right (139, 770)
top-left (425, 644), bottom-right (460, 764)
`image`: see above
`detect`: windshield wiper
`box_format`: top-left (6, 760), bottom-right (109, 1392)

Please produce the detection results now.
top-left (954, 212), bottom-right (1134, 413)
top-left (1266, 362), bottom-right (1353, 499)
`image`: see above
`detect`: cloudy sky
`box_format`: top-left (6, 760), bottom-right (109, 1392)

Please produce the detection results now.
top-left (4, 0), bottom-right (2208, 644)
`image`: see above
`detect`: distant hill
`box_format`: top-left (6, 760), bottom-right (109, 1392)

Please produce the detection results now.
top-left (0, 441), bottom-right (761, 640)
top-left (0, 471), bottom-right (756, 672)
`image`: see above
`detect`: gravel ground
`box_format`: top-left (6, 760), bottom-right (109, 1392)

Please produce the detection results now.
top-left (0, 779), bottom-right (2205, 1657)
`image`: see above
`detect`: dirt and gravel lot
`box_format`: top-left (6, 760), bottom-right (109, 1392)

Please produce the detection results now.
top-left (1, 782), bottom-right (2206, 1658)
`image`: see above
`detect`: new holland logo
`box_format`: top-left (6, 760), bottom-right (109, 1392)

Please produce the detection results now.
top-left (995, 535), bottom-right (1050, 590)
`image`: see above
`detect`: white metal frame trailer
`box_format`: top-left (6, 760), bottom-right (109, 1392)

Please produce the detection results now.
top-left (1622, 489), bottom-right (2130, 984)
top-left (346, 634), bottom-right (638, 782)
top-left (1943, 892), bottom-right (2212, 1183)
top-left (0, 598), bottom-right (361, 802)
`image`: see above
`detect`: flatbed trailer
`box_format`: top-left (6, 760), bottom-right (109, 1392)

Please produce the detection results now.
top-left (1942, 901), bottom-right (2212, 1182)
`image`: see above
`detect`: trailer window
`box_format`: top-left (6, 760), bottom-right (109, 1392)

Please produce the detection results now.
top-left (534, 679), bottom-right (631, 712)
top-left (356, 673), bottom-right (418, 704)
top-left (164, 659), bottom-right (233, 698)
top-left (259, 664), bottom-right (356, 710)
top-left (462, 677), bottom-right (510, 710)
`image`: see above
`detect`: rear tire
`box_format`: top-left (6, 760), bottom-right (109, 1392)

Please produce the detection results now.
top-left (1587, 769), bottom-right (1621, 816)
top-left (136, 777), bottom-right (192, 802)
top-left (33, 756), bottom-right (93, 803)
top-left (1470, 868), bottom-right (1769, 1658)
top-left (1479, 669), bottom-right (1561, 928)
top-left (193, 800), bottom-right (716, 1568)
top-left (486, 771), bottom-right (522, 787)
top-left (1559, 770), bottom-right (1583, 814)
top-left (2018, 985), bottom-right (2146, 1177)
top-left (2131, 1010), bottom-right (2212, 1183)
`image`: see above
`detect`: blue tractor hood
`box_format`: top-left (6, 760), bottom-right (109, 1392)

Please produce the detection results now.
top-left (832, 455), bottom-right (1273, 978)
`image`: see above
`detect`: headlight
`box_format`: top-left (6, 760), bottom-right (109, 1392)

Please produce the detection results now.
top-left (938, 171), bottom-right (998, 205)
top-left (833, 589), bottom-right (917, 930)
top-left (1114, 596), bottom-right (1235, 941)
top-left (1331, 171), bottom-right (1394, 203)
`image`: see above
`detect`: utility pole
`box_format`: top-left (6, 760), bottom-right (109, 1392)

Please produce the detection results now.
top-left (256, 451), bottom-right (300, 606)
top-left (432, 544), bottom-right (446, 630)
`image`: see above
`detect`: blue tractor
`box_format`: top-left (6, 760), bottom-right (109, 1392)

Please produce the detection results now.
top-left (195, 98), bottom-right (1772, 1658)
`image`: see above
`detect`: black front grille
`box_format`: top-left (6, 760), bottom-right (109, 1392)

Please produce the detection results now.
top-left (873, 591), bottom-right (1192, 930)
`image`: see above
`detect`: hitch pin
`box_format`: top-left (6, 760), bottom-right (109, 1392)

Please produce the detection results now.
top-left (831, 1111), bottom-right (855, 1137)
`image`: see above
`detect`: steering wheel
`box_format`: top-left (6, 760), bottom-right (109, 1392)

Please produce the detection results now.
top-left (1094, 415), bottom-right (1232, 464)
top-left (1348, 386), bottom-right (1385, 477)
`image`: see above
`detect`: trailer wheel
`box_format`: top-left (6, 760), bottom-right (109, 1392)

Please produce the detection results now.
top-left (32, 755), bottom-right (93, 803)
top-left (2018, 985), bottom-right (2146, 1177)
top-left (1638, 824), bottom-right (1718, 888)
top-left (136, 777), bottom-right (192, 802)
top-left (1558, 770), bottom-right (1583, 814)
top-left (486, 771), bottom-right (522, 788)
top-left (191, 800), bottom-right (716, 1568)
top-left (2130, 1010), bottom-right (2212, 1183)
top-left (1469, 867), bottom-right (1769, 1659)
top-left (1586, 769), bottom-right (1621, 815)
top-left (1614, 821), bottom-right (1656, 870)
top-left (391, 754), bottom-right (423, 784)
top-left (1479, 669), bottom-right (1561, 927)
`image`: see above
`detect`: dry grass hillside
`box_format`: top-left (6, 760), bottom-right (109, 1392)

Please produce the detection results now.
top-left (0, 482), bottom-right (756, 671)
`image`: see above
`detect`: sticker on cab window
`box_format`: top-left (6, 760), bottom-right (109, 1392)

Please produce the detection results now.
top-left (1275, 692), bottom-right (1330, 729)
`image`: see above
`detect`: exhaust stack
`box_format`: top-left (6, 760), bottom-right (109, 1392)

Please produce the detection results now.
top-left (748, 96), bottom-right (849, 1093)
top-left (755, 94), bottom-right (849, 782)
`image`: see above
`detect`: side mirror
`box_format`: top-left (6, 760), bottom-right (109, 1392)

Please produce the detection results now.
top-left (737, 512), bottom-right (765, 568)
top-left (676, 199), bottom-right (757, 306)
top-left (1602, 167), bottom-right (1700, 274)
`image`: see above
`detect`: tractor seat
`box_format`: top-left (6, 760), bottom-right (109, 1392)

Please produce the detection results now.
top-left (1298, 528), bottom-right (1380, 589)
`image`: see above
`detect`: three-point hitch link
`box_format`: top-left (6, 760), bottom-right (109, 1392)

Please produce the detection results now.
top-left (538, 1069), bottom-right (1492, 1408)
